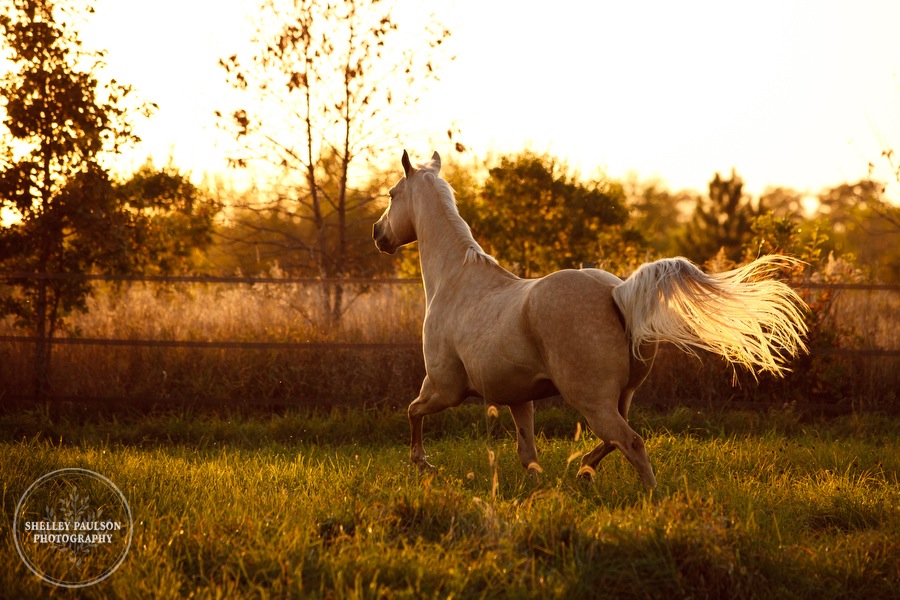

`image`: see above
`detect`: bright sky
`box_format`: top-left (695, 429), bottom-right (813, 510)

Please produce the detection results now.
top-left (83, 0), bottom-right (900, 197)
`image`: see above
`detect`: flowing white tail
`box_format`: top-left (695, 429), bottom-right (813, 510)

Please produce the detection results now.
top-left (612, 255), bottom-right (809, 376)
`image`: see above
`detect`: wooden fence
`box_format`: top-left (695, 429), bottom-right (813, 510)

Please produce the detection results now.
top-left (1, 274), bottom-right (898, 411)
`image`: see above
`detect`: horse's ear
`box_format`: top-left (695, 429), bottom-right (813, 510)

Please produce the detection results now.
top-left (431, 151), bottom-right (441, 174)
top-left (402, 150), bottom-right (412, 177)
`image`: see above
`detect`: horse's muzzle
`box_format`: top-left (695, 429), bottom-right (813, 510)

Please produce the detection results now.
top-left (373, 222), bottom-right (396, 254)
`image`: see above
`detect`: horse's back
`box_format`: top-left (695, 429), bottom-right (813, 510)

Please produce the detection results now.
top-left (572, 267), bottom-right (625, 288)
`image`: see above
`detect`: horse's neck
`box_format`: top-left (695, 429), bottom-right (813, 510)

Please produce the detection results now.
top-left (417, 215), bottom-right (462, 305)
top-left (415, 195), bottom-right (490, 306)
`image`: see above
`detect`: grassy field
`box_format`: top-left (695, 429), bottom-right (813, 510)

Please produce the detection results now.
top-left (2, 405), bottom-right (898, 598)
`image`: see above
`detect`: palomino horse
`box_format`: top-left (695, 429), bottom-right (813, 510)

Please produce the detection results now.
top-left (373, 151), bottom-right (808, 489)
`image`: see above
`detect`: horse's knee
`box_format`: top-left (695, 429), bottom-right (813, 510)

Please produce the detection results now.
top-left (628, 433), bottom-right (645, 451)
top-left (408, 400), bottom-right (425, 420)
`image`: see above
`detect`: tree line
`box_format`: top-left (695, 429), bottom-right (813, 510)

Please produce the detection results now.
top-left (1, 0), bottom-right (899, 399)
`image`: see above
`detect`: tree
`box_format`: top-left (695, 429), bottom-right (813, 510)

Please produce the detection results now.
top-left (816, 180), bottom-right (900, 282)
top-left (211, 151), bottom-right (391, 279)
top-left (0, 0), bottom-right (216, 397)
top-left (114, 161), bottom-right (221, 275)
top-left (217, 0), bottom-right (451, 325)
top-left (759, 186), bottom-right (806, 218)
top-left (681, 169), bottom-right (758, 263)
top-left (623, 177), bottom-right (695, 258)
top-left (867, 148), bottom-right (900, 231)
top-left (459, 152), bottom-right (629, 277)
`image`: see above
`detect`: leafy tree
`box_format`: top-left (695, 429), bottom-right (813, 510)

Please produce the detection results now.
top-left (867, 148), bottom-right (900, 231)
top-left (459, 152), bottom-right (629, 277)
top-left (211, 151), bottom-right (391, 279)
top-left (114, 161), bottom-right (221, 274)
top-left (0, 0), bottom-right (216, 397)
top-left (742, 213), bottom-right (826, 270)
top-left (217, 0), bottom-right (451, 325)
top-left (681, 169), bottom-right (758, 263)
top-left (759, 186), bottom-right (806, 218)
top-left (623, 177), bottom-right (695, 258)
top-left (816, 180), bottom-right (900, 282)
top-left (738, 210), bottom-right (868, 404)
top-left (743, 189), bottom-right (830, 275)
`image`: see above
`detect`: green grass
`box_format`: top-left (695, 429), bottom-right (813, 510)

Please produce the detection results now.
top-left (2, 405), bottom-right (898, 598)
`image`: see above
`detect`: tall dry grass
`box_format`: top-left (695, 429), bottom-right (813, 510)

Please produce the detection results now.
top-left (72, 280), bottom-right (424, 344)
top-left (1, 279), bottom-right (897, 410)
top-left (1, 281), bottom-right (426, 405)
top-left (638, 287), bottom-right (900, 412)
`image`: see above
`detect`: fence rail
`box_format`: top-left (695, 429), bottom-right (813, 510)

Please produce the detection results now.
top-left (0, 336), bottom-right (896, 356)
top-left (1, 271), bottom-right (898, 290)
top-left (0, 273), bottom-right (420, 285)
top-left (1, 275), bottom-right (898, 355)
top-left (2, 274), bottom-right (898, 410)
top-left (0, 335), bottom-right (420, 351)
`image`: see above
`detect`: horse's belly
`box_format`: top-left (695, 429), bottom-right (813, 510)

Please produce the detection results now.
top-left (465, 361), bottom-right (559, 404)
top-left (493, 378), bottom-right (560, 405)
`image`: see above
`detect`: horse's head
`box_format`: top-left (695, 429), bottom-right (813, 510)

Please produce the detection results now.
top-left (373, 149), bottom-right (441, 254)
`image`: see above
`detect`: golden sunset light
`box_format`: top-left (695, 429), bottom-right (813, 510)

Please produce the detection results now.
top-left (82, 0), bottom-right (900, 196)
top-left (2, 2), bottom-right (899, 596)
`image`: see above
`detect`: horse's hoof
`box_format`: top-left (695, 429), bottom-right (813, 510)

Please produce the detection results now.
top-left (576, 465), bottom-right (596, 480)
top-left (413, 460), bottom-right (436, 472)
top-left (526, 462), bottom-right (543, 481)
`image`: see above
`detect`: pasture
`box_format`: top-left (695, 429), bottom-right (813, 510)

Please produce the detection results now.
top-left (2, 405), bottom-right (898, 598)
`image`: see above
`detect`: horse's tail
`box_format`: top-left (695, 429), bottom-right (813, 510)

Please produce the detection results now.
top-left (611, 255), bottom-right (809, 377)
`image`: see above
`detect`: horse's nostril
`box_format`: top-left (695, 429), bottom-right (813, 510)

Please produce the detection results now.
top-left (373, 222), bottom-right (394, 253)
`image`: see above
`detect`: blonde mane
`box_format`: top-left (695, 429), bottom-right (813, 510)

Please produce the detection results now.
top-left (423, 172), bottom-right (497, 266)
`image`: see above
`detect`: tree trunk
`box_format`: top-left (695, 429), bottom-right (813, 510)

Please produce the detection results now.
top-left (330, 281), bottom-right (343, 327)
top-left (33, 256), bottom-right (52, 400)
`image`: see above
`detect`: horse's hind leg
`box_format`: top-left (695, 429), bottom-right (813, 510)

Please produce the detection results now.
top-left (573, 388), bottom-right (656, 489)
top-left (577, 442), bottom-right (615, 478)
top-left (508, 401), bottom-right (541, 474)
top-left (577, 389), bottom-right (635, 478)
top-left (587, 410), bottom-right (656, 489)
top-left (408, 376), bottom-right (466, 470)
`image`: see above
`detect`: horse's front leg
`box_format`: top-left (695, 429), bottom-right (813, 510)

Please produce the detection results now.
top-left (408, 375), bottom-right (466, 471)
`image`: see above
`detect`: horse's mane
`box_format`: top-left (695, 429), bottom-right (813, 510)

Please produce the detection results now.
top-left (424, 172), bottom-right (497, 266)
